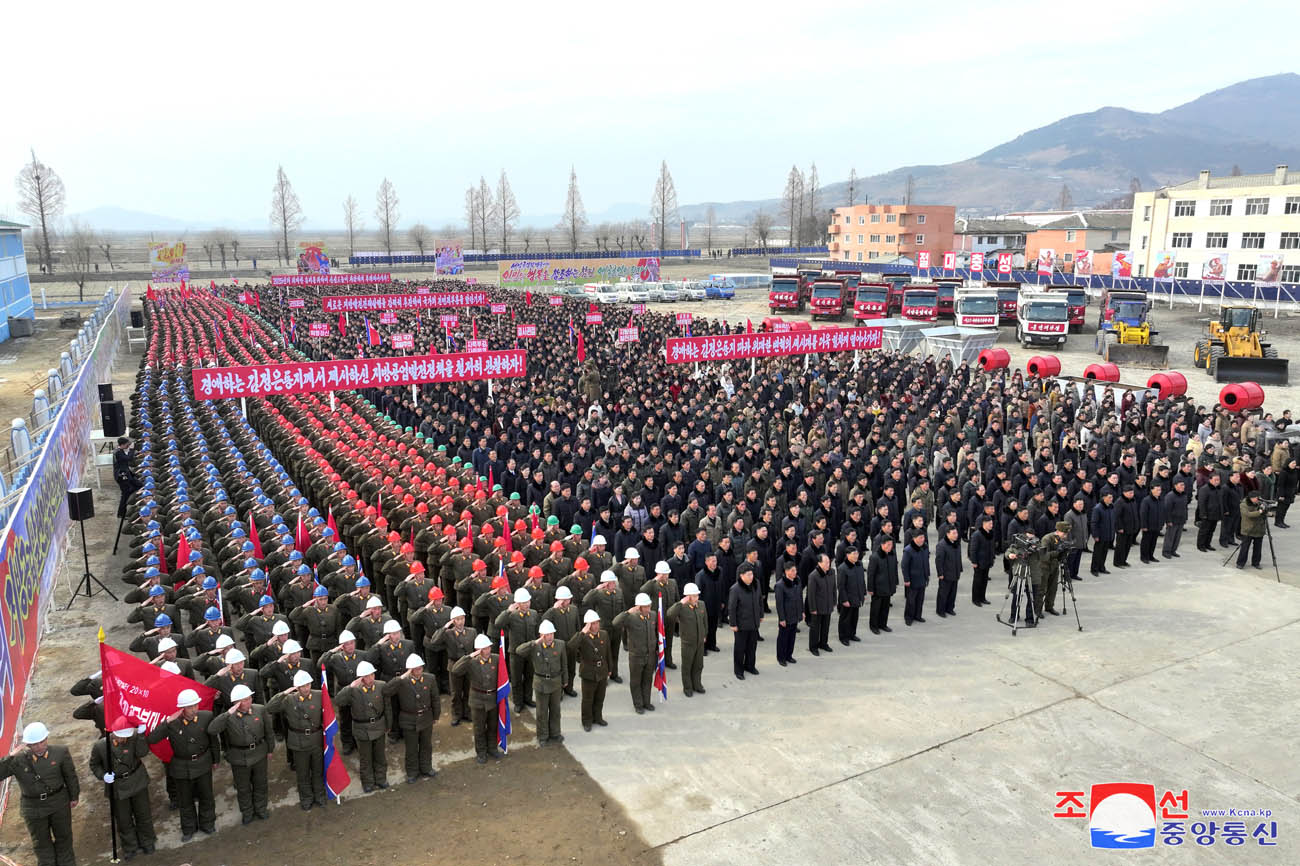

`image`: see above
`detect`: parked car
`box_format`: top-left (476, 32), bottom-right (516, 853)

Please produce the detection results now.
top-left (647, 282), bottom-right (680, 302)
top-left (620, 284), bottom-right (650, 303)
top-left (681, 282), bottom-right (706, 301)
top-left (704, 281), bottom-right (735, 300)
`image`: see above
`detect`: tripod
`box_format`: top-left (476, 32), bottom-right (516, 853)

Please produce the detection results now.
top-left (996, 558), bottom-right (1037, 635)
top-left (1052, 558), bottom-right (1084, 631)
top-left (65, 517), bottom-right (118, 609)
top-left (1221, 510), bottom-right (1282, 583)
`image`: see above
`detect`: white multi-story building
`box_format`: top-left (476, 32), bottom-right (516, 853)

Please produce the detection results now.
top-left (0, 220), bottom-right (35, 343)
top-left (1130, 165), bottom-right (1300, 282)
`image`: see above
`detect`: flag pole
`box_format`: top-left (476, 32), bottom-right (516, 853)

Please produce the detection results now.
top-left (99, 628), bottom-right (120, 864)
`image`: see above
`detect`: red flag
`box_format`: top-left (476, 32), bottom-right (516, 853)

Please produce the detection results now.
top-left (146, 283), bottom-right (155, 301)
top-left (503, 523), bottom-right (513, 553)
top-left (156, 535), bottom-right (168, 574)
top-left (524, 290), bottom-right (532, 306)
top-left (746, 318), bottom-right (754, 334)
top-left (497, 635), bottom-right (512, 753)
top-left (210, 279), bottom-right (216, 290)
top-left (223, 304), bottom-right (232, 321)
top-left (296, 512), bottom-right (309, 553)
top-left (627, 312), bottom-right (634, 328)
top-left (530, 511), bottom-right (538, 533)
top-left (576, 331), bottom-right (586, 363)
top-left (175, 533), bottom-right (191, 575)
top-left (376, 497), bottom-right (382, 521)
top-left (327, 508), bottom-right (338, 542)
top-left (472, 318), bottom-right (478, 338)
top-left (240, 316), bottom-right (250, 339)
top-left (338, 312), bottom-right (346, 336)
top-left (321, 670), bottom-right (352, 799)
top-left (249, 512), bottom-right (264, 559)
top-left (654, 596), bottom-right (668, 701)
top-left (100, 641), bottom-right (217, 763)
top-left (488, 466), bottom-right (494, 493)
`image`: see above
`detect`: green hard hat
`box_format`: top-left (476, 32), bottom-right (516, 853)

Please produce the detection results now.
top-left (492, 484), bottom-right (503, 492)
top-left (546, 515), bottom-right (560, 526)
top-left (437, 445), bottom-right (447, 452)
top-left (451, 457), bottom-right (461, 464)
top-left (510, 492), bottom-right (521, 500)
top-left (570, 525), bottom-right (582, 535)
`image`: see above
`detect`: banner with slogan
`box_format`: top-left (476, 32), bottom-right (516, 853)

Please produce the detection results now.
top-left (490, 303), bottom-right (508, 314)
top-left (942, 251), bottom-right (956, 270)
top-left (297, 241), bottom-right (330, 275)
top-left (666, 326), bottom-right (883, 364)
top-left (617, 327), bottom-right (639, 343)
top-left (287, 298), bottom-right (306, 309)
top-left (585, 312), bottom-right (602, 324)
top-left (917, 251), bottom-right (931, 269)
top-left (379, 311), bottom-right (397, 324)
top-left (498, 256), bottom-right (660, 288)
top-left (322, 291), bottom-right (486, 312)
top-left (517, 324), bottom-right (537, 338)
top-left (969, 252), bottom-right (985, 272)
top-left (271, 273), bottom-right (391, 287)
top-left (440, 314), bottom-right (459, 328)
top-left (191, 351), bottom-right (527, 399)
top-left (675, 312), bottom-right (692, 326)
top-left (466, 339), bottom-right (488, 353)
top-left (100, 642), bottom-right (217, 762)
top-left (391, 333), bottom-right (414, 349)
top-left (435, 243), bottom-right (464, 276)
top-left (149, 242), bottom-right (188, 283)
top-left (308, 323), bottom-right (331, 337)
top-left (548, 296), bottom-right (563, 306)
top-left (997, 253), bottom-right (1014, 275)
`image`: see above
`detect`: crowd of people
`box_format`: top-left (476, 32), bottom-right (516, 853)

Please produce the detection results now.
top-left (6, 275), bottom-right (1297, 866)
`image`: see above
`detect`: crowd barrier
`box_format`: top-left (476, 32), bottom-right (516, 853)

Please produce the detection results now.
top-left (348, 249), bottom-right (703, 266)
top-left (0, 285), bottom-right (131, 782)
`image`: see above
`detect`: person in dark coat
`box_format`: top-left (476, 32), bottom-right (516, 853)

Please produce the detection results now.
top-left (866, 537), bottom-right (899, 634)
top-left (1219, 473), bottom-right (1243, 548)
top-left (1162, 480), bottom-right (1189, 558)
top-left (774, 561), bottom-right (802, 665)
top-left (934, 525), bottom-right (962, 617)
top-left (1273, 457), bottom-right (1298, 528)
top-left (1236, 490), bottom-right (1266, 568)
top-left (804, 554), bottom-right (835, 655)
top-left (834, 548), bottom-right (866, 645)
top-left (1138, 484), bottom-right (1164, 563)
top-left (901, 530), bottom-right (930, 625)
top-left (967, 515), bottom-right (996, 606)
top-left (1088, 492), bottom-right (1116, 576)
top-left (726, 566), bottom-right (763, 679)
top-left (1112, 486), bottom-right (1139, 568)
top-left (695, 553), bottom-right (724, 652)
top-left (1195, 473), bottom-right (1223, 551)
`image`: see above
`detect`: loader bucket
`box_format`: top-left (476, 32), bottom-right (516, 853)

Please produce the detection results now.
top-left (1104, 343), bottom-right (1170, 369)
top-left (1213, 357), bottom-right (1289, 385)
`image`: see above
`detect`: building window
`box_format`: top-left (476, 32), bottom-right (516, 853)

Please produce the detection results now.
top-left (1209, 199), bottom-right (1232, 216)
top-left (868, 251), bottom-right (878, 259)
top-left (1237, 264), bottom-right (1257, 281)
top-left (869, 234), bottom-right (880, 243)
top-left (917, 214), bottom-right (926, 224)
top-left (886, 214), bottom-right (897, 223)
top-left (1206, 232), bottom-right (1228, 248)
top-left (898, 216), bottom-right (907, 227)
top-left (1066, 230), bottom-right (1076, 242)
top-left (885, 235), bottom-right (896, 244)
top-left (1281, 232), bottom-right (1300, 250)
top-left (1286, 196), bottom-right (1300, 215)
top-left (856, 252), bottom-right (863, 262)
top-left (1280, 265), bottom-right (1300, 283)
top-left (1143, 205), bottom-right (1151, 221)
top-left (871, 214), bottom-right (880, 223)
top-left (1245, 197), bottom-right (1269, 215)
top-left (1173, 200), bottom-right (1195, 217)
top-left (1171, 232), bottom-right (1192, 248)
top-left (854, 234), bottom-right (861, 244)
top-left (1140, 235), bottom-right (1148, 250)
top-left (915, 234), bottom-right (925, 244)
top-left (1110, 230), bottom-right (1118, 241)
top-left (1064, 252), bottom-right (1073, 262)
top-left (859, 216), bottom-right (866, 225)
top-left (1241, 232), bottom-right (1265, 249)
top-left (1174, 261), bottom-right (1189, 278)
top-left (1137, 265), bottom-right (1145, 277)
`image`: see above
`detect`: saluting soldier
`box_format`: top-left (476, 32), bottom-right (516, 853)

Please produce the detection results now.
top-left (90, 720), bottom-right (156, 859)
top-left (334, 660), bottom-right (390, 792)
top-left (666, 582), bottom-right (709, 696)
top-left (408, 586), bottom-right (452, 690)
top-left (583, 572), bottom-right (625, 681)
top-left (266, 669), bottom-right (327, 810)
top-left (641, 561), bottom-right (680, 668)
top-left (0, 722), bottom-right (80, 866)
top-left (451, 635), bottom-right (502, 764)
top-left (544, 586), bottom-right (581, 695)
top-left (514, 620), bottom-right (569, 745)
top-left (148, 689), bottom-right (220, 842)
top-left (568, 610), bottom-right (611, 732)
top-left (381, 654), bottom-right (441, 783)
top-left (207, 684), bottom-right (275, 824)
top-left (318, 629), bottom-right (373, 754)
top-left (428, 607), bottom-right (477, 725)
top-left (613, 593), bottom-right (657, 714)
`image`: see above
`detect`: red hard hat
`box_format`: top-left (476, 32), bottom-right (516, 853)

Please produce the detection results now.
top-left (460, 537), bottom-right (474, 550)
top-left (481, 524), bottom-right (494, 536)
top-left (574, 557), bottom-right (589, 571)
top-left (491, 575), bottom-right (508, 590)
top-left (428, 586), bottom-right (444, 600)
top-left (550, 541), bottom-right (565, 553)
top-left (474, 490), bottom-right (487, 501)
top-left (514, 519), bottom-right (526, 531)
top-left (416, 502), bottom-right (428, 514)
top-left (473, 559), bottom-right (488, 572)
top-left (528, 565), bottom-right (543, 578)
top-left (460, 510), bottom-right (473, 522)
top-left (443, 525), bottom-right (458, 536)
top-left (531, 529), bottom-right (545, 540)
top-left (511, 551), bottom-right (525, 563)
top-left (410, 561), bottom-right (424, 573)
top-left (388, 531), bottom-right (401, 544)
top-left (400, 543), bottom-right (414, 554)
top-left (402, 494), bottom-right (415, 505)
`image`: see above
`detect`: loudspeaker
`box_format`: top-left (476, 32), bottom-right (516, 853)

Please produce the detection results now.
top-left (68, 488), bottom-right (94, 521)
top-left (100, 400), bottom-right (126, 437)
top-left (130, 310), bottom-right (144, 328)
top-left (97, 383), bottom-right (114, 403)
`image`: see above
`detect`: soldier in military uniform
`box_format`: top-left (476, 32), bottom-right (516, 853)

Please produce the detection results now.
top-left (495, 587), bottom-right (540, 713)
top-left (334, 660), bottom-right (390, 791)
top-left (583, 572), bottom-right (625, 681)
top-left (408, 587), bottom-right (452, 691)
top-left (613, 593), bottom-right (657, 714)
top-left (90, 720), bottom-right (156, 858)
top-left (288, 585), bottom-right (343, 663)
top-left (148, 689), bottom-right (220, 841)
top-left (666, 582), bottom-right (709, 697)
top-left (568, 610), bottom-right (611, 731)
top-left (514, 620), bottom-right (569, 744)
top-left (429, 607), bottom-right (477, 724)
top-left (266, 669), bottom-right (327, 809)
top-left (206, 684), bottom-right (275, 824)
top-left (1041, 521), bottom-right (1070, 617)
top-left (204, 648), bottom-right (263, 712)
top-left (451, 635), bottom-right (502, 763)
top-left (0, 722), bottom-right (80, 866)
top-left (544, 586), bottom-right (581, 695)
top-left (641, 561), bottom-right (680, 668)
top-left (381, 654), bottom-right (440, 782)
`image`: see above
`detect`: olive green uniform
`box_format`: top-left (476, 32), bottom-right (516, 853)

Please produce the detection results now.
top-left (451, 652), bottom-right (501, 760)
top-left (266, 689), bottom-right (326, 807)
top-left (382, 672), bottom-right (440, 779)
top-left (515, 638), bottom-right (569, 742)
top-left (613, 609), bottom-right (657, 711)
top-left (334, 682), bottom-right (389, 789)
top-left (147, 712), bottom-right (220, 837)
top-left (207, 704), bottom-right (276, 822)
top-left (567, 629), bottom-right (611, 729)
top-left (667, 599), bottom-right (708, 694)
top-left (90, 733), bottom-right (155, 856)
top-left (0, 745), bottom-right (80, 866)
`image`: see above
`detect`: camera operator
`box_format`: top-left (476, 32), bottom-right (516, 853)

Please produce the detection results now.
top-left (1039, 522), bottom-right (1069, 618)
top-left (1236, 490), bottom-right (1266, 570)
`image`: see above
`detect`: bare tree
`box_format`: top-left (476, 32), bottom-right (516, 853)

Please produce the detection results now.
top-left (269, 165), bottom-right (303, 266)
top-left (650, 161), bottom-right (679, 252)
top-left (560, 166), bottom-right (587, 252)
top-left (751, 210), bottom-right (774, 251)
top-left (1057, 184), bottom-right (1073, 210)
top-left (476, 177), bottom-right (494, 253)
top-left (231, 236), bottom-right (241, 265)
top-left (375, 178), bottom-right (400, 262)
top-left (409, 222), bottom-right (431, 257)
top-left (520, 226), bottom-right (535, 253)
top-left (463, 186), bottom-right (478, 251)
top-left (96, 236), bottom-right (114, 272)
top-left (704, 206), bottom-right (716, 252)
top-left (593, 222), bottom-right (613, 251)
top-left (495, 170), bottom-right (519, 253)
top-left (343, 195), bottom-right (363, 256)
top-left (15, 149), bottom-right (66, 272)
top-left (63, 219), bottom-right (95, 301)
top-left (783, 166), bottom-right (804, 247)
top-left (847, 168), bottom-right (858, 206)
top-left (805, 163), bottom-right (822, 245)
top-left (904, 173), bottom-right (915, 207)
top-left (216, 233), bottom-right (229, 269)
top-left (201, 238), bottom-right (215, 267)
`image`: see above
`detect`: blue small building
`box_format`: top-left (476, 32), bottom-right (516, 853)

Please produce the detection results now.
top-left (0, 220), bottom-right (35, 342)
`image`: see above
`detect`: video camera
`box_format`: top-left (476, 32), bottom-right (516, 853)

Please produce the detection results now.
top-left (1006, 533), bottom-right (1039, 561)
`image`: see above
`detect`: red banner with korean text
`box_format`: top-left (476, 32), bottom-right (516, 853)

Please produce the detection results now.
top-left (322, 292), bottom-right (488, 312)
top-left (100, 642), bottom-right (218, 762)
top-left (390, 333), bottom-right (414, 349)
top-left (308, 323), bottom-right (330, 337)
top-left (617, 327), bottom-right (639, 343)
top-left (516, 324), bottom-right (537, 338)
top-left (665, 327), bottom-right (883, 364)
top-left (271, 273), bottom-right (391, 287)
top-left (191, 351), bottom-right (528, 399)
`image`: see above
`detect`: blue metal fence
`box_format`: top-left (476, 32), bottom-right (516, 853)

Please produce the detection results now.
top-left (348, 249), bottom-right (703, 266)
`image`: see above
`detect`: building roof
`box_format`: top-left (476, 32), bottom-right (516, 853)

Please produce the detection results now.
top-left (1036, 212), bottom-right (1132, 231)
top-left (953, 218), bottom-right (1035, 235)
top-left (1165, 168), bottom-right (1300, 191)
top-left (0, 219), bottom-right (29, 230)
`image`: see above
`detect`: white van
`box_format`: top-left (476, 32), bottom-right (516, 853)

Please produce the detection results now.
top-left (583, 283), bottom-right (621, 304)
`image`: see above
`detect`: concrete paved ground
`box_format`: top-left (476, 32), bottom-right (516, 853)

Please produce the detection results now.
top-left (566, 532), bottom-right (1300, 865)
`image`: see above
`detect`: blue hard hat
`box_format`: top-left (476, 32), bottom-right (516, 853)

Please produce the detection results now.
top-left (311, 516), bottom-right (325, 526)
top-left (250, 568), bottom-right (267, 582)
top-left (307, 508), bottom-right (320, 519)
top-left (223, 505), bottom-right (237, 516)
top-left (241, 541), bottom-right (254, 553)
top-left (289, 550), bottom-right (303, 562)
top-left (148, 584), bottom-right (165, 597)
top-left (189, 550), bottom-right (202, 562)
top-left (144, 566), bottom-right (160, 579)
top-left (258, 594), bottom-right (275, 606)
top-left (243, 558), bottom-right (258, 570)
top-left (355, 576), bottom-right (370, 588)
top-left (296, 564), bottom-right (311, 576)
top-left (201, 576), bottom-right (218, 590)
top-left (231, 526), bottom-right (245, 538)
top-left (312, 585), bottom-right (329, 598)
top-left (191, 566), bottom-right (205, 577)
top-left (154, 613), bottom-right (172, 628)
top-left (146, 555), bottom-right (159, 567)
top-left (203, 606), bottom-right (222, 621)
top-left (342, 555), bottom-right (356, 567)
top-left (281, 534), bottom-right (294, 546)
top-left (332, 542), bottom-right (346, 553)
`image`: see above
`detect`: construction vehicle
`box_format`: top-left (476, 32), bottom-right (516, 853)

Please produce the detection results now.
top-left (953, 287), bottom-right (999, 327)
top-left (881, 272), bottom-right (912, 314)
top-left (1015, 289), bottom-right (1069, 348)
top-left (901, 286), bottom-right (939, 322)
top-left (852, 282), bottom-right (890, 323)
top-left (1095, 296), bottom-right (1169, 367)
top-left (1192, 305), bottom-right (1289, 384)
top-left (1099, 288), bottom-right (1149, 329)
top-left (768, 273), bottom-right (806, 313)
top-left (809, 276), bottom-right (851, 320)
top-left (986, 280), bottom-right (1021, 324)
top-left (1053, 287), bottom-right (1088, 332)
top-left (934, 277), bottom-right (962, 319)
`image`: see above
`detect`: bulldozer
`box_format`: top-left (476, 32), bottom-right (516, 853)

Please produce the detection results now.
top-left (1192, 305), bottom-right (1289, 384)
top-left (1095, 298), bottom-right (1169, 368)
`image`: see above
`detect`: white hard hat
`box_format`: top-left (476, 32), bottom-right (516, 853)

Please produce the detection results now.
top-left (271, 621), bottom-right (291, 636)
top-left (583, 609), bottom-right (601, 624)
top-left (513, 587), bottom-right (531, 603)
top-left (599, 569), bottom-right (617, 584)
top-left (338, 629), bottom-right (356, 643)
top-left (356, 660), bottom-right (376, 677)
top-left (592, 535), bottom-right (606, 546)
top-left (539, 620), bottom-right (556, 635)
top-left (382, 619), bottom-right (402, 634)
top-left (215, 634), bottom-right (235, 650)
top-left (449, 606), bottom-right (466, 619)
top-left (683, 582), bottom-right (700, 596)
top-left (157, 637), bottom-right (177, 652)
top-left (230, 684), bottom-right (253, 702)
top-left (292, 670), bottom-right (313, 688)
top-left (161, 661), bottom-right (181, 674)
top-left (555, 586), bottom-right (573, 600)
top-left (405, 654), bottom-right (424, 670)
top-left (21, 722), bottom-right (49, 744)
top-left (624, 548), bottom-right (639, 559)
top-left (282, 639), bottom-right (302, 654)
top-left (225, 649), bottom-right (246, 664)
top-left (366, 596), bottom-right (383, 609)
top-left (112, 725), bottom-right (136, 738)
top-left (635, 592), bottom-right (651, 607)
top-left (473, 634), bottom-right (492, 650)
top-left (176, 689), bottom-right (201, 708)
top-left (655, 561), bottom-right (671, 574)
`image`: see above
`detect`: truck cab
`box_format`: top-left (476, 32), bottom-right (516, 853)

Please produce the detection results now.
top-left (853, 282), bottom-right (889, 323)
top-left (934, 278), bottom-right (961, 319)
top-left (986, 280), bottom-right (1021, 323)
top-left (953, 289), bottom-right (999, 328)
top-left (1099, 289), bottom-right (1149, 330)
top-left (1016, 289), bottom-right (1069, 347)
top-left (1058, 287), bottom-right (1088, 332)
top-left (768, 273), bottom-right (805, 313)
top-left (810, 277), bottom-right (850, 320)
top-left (901, 286), bottom-right (939, 322)
top-left (881, 272), bottom-right (912, 315)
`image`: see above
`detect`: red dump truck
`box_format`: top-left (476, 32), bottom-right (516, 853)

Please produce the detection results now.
top-left (901, 286), bottom-right (939, 322)
top-left (810, 276), bottom-right (851, 320)
top-left (853, 282), bottom-right (890, 323)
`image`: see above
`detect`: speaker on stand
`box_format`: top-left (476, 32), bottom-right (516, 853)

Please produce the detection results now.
top-left (65, 488), bottom-right (117, 608)
top-left (100, 401), bottom-right (126, 438)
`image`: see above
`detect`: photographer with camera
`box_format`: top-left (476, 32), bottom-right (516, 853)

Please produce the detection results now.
top-left (1039, 523), bottom-right (1069, 618)
top-left (1236, 490), bottom-right (1267, 570)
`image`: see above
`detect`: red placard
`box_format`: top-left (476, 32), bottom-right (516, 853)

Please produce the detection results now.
top-left (467, 277), bottom-right (478, 285)
top-left (585, 312), bottom-right (603, 324)
top-left (379, 311), bottom-right (397, 324)
top-left (548, 296), bottom-right (563, 306)
top-left (466, 338), bottom-right (488, 353)
top-left (666, 326), bottom-right (882, 364)
top-left (308, 322), bottom-right (330, 337)
top-left (288, 298), bottom-right (306, 308)
top-left (632, 303), bottom-right (647, 314)
top-left (997, 253), bottom-right (1013, 275)
top-left (391, 333), bottom-right (414, 349)
top-left (192, 350), bottom-right (528, 398)
top-left (440, 314), bottom-right (459, 328)
top-left (490, 303), bottom-right (508, 314)
top-left (271, 273), bottom-right (392, 287)
top-left (675, 312), bottom-right (693, 325)
top-left (322, 292), bottom-right (487, 312)
top-left (415, 286), bottom-right (431, 295)
top-left (942, 251), bottom-right (956, 270)
top-left (917, 251), bottom-right (931, 269)
top-left (970, 252), bottom-right (985, 272)
top-left (516, 324), bottom-right (537, 338)
top-left (617, 327), bottom-right (639, 343)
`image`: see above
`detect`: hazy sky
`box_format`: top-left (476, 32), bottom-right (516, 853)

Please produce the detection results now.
top-left (2, 0), bottom-right (1292, 230)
